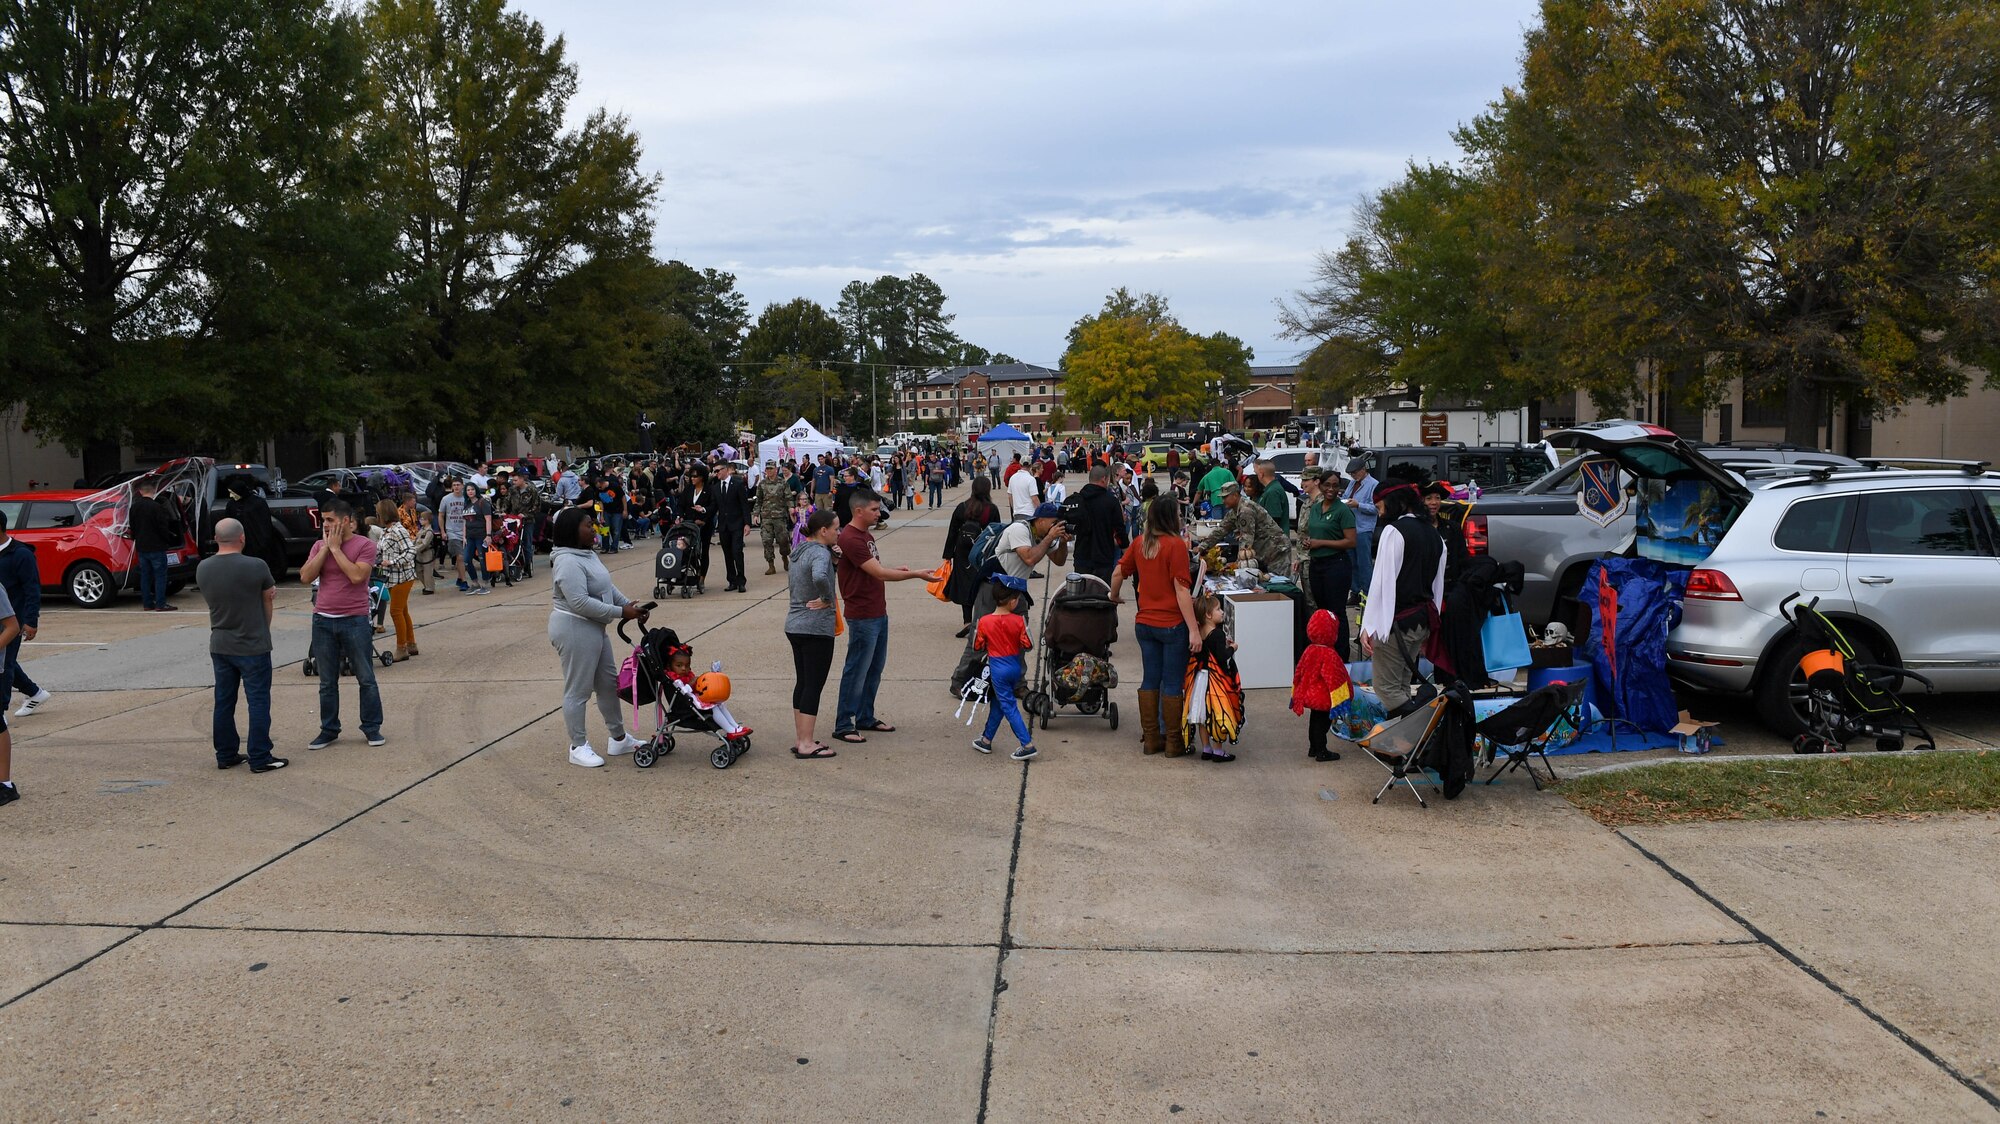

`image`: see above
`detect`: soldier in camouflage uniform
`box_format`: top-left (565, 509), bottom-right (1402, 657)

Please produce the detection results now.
top-left (1195, 480), bottom-right (1293, 576)
top-left (498, 474), bottom-right (544, 574)
top-left (757, 460), bottom-right (793, 573)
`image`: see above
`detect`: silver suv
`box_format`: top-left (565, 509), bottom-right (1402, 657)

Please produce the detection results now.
top-left (1666, 462), bottom-right (2000, 734)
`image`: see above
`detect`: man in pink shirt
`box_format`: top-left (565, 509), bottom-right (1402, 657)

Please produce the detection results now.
top-left (299, 501), bottom-right (383, 749)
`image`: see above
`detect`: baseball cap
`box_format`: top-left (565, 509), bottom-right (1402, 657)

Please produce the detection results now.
top-left (1031, 502), bottom-right (1064, 520)
top-left (991, 574), bottom-right (1030, 593)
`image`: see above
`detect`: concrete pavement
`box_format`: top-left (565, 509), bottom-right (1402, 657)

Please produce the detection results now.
top-left (0, 496), bottom-right (1993, 1121)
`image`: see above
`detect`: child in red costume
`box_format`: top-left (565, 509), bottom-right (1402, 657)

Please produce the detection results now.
top-left (1291, 608), bottom-right (1352, 762)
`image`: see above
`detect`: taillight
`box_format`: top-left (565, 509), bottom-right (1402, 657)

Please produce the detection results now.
top-left (1686, 568), bottom-right (1742, 600)
top-left (1462, 514), bottom-right (1487, 554)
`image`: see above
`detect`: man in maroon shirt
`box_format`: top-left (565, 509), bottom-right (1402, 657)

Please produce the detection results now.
top-left (829, 488), bottom-right (937, 744)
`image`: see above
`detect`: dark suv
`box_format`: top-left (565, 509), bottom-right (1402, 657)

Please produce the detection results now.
top-left (1363, 444), bottom-right (1556, 490)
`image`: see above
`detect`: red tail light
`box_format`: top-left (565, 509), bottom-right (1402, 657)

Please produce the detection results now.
top-left (1462, 514), bottom-right (1488, 555)
top-left (1686, 568), bottom-right (1742, 601)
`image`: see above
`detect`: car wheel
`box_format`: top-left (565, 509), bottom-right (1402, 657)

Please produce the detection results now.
top-left (1756, 628), bottom-right (1881, 739)
top-left (66, 561), bottom-right (114, 608)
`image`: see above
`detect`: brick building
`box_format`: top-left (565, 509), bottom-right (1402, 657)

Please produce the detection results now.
top-left (896, 363), bottom-right (1066, 435)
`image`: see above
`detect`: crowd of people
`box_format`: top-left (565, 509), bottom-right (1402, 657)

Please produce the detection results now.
top-left (0, 429), bottom-right (1458, 805)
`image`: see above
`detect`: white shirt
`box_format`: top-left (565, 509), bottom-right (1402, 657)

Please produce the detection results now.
top-left (997, 520), bottom-right (1037, 580)
top-left (1007, 469), bottom-right (1039, 520)
top-left (1360, 521), bottom-right (1445, 641)
top-left (1046, 481), bottom-right (1066, 505)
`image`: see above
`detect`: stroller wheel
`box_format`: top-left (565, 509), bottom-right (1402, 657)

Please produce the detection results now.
top-left (1792, 734), bottom-right (1826, 755)
top-left (1107, 701), bottom-right (1119, 730)
top-left (1875, 736), bottom-right (1904, 753)
top-left (710, 744), bottom-right (734, 769)
top-left (301, 658), bottom-right (316, 677)
top-left (633, 746), bottom-right (657, 768)
top-left (378, 650), bottom-right (394, 667)
top-left (659, 734), bottom-right (676, 755)
top-left (653, 583), bottom-right (666, 598)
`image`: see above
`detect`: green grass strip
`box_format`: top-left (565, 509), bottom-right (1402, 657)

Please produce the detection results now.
top-left (1561, 750), bottom-right (2000, 828)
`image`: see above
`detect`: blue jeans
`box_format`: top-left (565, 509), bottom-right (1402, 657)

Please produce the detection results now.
top-left (982, 653), bottom-right (1032, 747)
top-left (211, 652), bottom-right (275, 765)
top-left (1, 636), bottom-right (37, 712)
top-left (465, 534), bottom-right (488, 587)
top-left (1135, 621), bottom-right (1190, 697)
top-left (927, 481), bottom-right (944, 507)
top-left (833, 615), bottom-right (889, 735)
top-left (1352, 529), bottom-right (1375, 601)
top-left (609, 513), bottom-right (625, 545)
top-left (311, 614), bottom-right (383, 739)
top-left (137, 551), bottom-right (169, 608)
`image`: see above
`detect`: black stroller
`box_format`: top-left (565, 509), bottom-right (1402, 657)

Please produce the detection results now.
top-left (1021, 573), bottom-right (1120, 731)
top-left (1781, 594), bottom-right (1936, 753)
top-left (654, 520), bottom-right (704, 600)
top-left (616, 622), bottom-right (752, 769)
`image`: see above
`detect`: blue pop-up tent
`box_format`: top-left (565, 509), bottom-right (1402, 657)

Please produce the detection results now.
top-left (977, 423), bottom-right (1033, 465)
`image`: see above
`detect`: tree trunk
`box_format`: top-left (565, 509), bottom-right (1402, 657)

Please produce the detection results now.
top-left (1783, 375), bottom-right (1821, 447)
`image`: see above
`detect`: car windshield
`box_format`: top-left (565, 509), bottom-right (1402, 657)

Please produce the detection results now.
top-left (1266, 452), bottom-right (1309, 474)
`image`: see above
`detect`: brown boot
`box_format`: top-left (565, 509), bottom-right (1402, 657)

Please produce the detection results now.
top-left (1137, 689), bottom-right (1163, 754)
top-left (1162, 694), bottom-right (1190, 757)
top-left (393, 645), bottom-right (409, 663)
top-left (765, 561), bottom-right (777, 575)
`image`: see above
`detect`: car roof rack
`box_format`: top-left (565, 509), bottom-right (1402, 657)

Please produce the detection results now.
top-left (1854, 457), bottom-right (1991, 476)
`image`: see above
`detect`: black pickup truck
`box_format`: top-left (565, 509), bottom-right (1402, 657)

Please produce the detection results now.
top-left (152, 459), bottom-right (322, 574)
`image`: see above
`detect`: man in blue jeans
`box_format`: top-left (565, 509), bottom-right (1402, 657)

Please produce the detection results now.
top-left (299, 502), bottom-right (384, 749)
top-left (197, 519), bottom-right (286, 772)
top-left (0, 511), bottom-right (51, 718)
top-left (1342, 458), bottom-right (1379, 605)
top-left (829, 488), bottom-right (938, 744)
top-left (128, 479), bottom-right (183, 611)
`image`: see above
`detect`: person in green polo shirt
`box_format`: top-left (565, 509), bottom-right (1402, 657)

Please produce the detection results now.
top-left (1195, 452), bottom-right (1236, 515)
top-left (1298, 466), bottom-right (1358, 657)
top-left (1253, 458), bottom-right (1291, 532)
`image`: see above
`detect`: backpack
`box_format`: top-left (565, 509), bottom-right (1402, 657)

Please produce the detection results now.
top-left (967, 518), bottom-right (1015, 573)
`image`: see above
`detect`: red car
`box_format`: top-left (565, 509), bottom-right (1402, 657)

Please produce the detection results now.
top-left (0, 490), bottom-right (200, 607)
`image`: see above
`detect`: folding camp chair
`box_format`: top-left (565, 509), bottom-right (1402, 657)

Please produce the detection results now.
top-left (1476, 678), bottom-right (1587, 789)
top-left (1360, 694), bottom-right (1452, 808)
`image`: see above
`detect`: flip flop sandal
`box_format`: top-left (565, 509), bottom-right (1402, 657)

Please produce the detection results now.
top-left (792, 746), bottom-right (838, 759)
top-left (831, 731), bottom-right (868, 744)
top-left (858, 721), bottom-right (896, 733)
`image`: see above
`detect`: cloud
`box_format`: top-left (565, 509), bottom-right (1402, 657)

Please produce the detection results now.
top-left (515, 0), bottom-right (1543, 363)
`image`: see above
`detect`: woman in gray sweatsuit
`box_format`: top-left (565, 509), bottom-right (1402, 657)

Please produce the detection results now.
top-left (786, 510), bottom-right (841, 758)
top-left (547, 507), bottom-right (647, 768)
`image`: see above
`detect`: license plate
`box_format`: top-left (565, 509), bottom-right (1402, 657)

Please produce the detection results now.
top-left (166, 553), bottom-right (180, 564)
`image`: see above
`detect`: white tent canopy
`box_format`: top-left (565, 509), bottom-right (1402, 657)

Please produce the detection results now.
top-left (752, 418), bottom-right (842, 481)
top-left (975, 423), bottom-right (1032, 469)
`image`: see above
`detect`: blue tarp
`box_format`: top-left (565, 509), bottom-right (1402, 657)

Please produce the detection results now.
top-left (1582, 558), bottom-right (1689, 735)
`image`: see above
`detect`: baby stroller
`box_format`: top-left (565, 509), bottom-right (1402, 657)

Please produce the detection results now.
top-left (1021, 573), bottom-right (1120, 731)
top-left (654, 520), bottom-right (704, 599)
top-left (616, 621), bottom-right (752, 769)
top-left (1780, 594), bottom-right (1936, 753)
top-left (301, 579), bottom-right (396, 676)
top-left (495, 515), bottom-right (534, 581)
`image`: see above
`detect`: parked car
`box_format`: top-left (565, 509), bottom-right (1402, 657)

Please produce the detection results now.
top-left (0, 489), bottom-right (199, 607)
top-left (1360, 443), bottom-right (1557, 491)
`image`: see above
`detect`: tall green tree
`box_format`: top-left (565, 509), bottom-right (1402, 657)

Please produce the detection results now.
top-left (1461, 0), bottom-right (2000, 442)
top-left (1062, 290), bottom-right (1245, 427)
top-left (358, 0), bottom-right (657, 458)
top-left (0, 0), bottom-right (389, 476)
top-left (737, 298), bottom-right (845, 432)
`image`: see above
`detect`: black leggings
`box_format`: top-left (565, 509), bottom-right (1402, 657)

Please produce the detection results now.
top-left (788, 632), bottom-right (836, 716)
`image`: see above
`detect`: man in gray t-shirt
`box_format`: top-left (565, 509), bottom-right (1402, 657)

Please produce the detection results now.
top-left (196, 519), bottom-right (285, 773)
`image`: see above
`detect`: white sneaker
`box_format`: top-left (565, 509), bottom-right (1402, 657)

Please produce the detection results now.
top-left (568, 745), bottom-right (605, 768)
top-left (605, 734), bottom-right (642, 757)
top-left (13, 689), bottom-right (49, 717)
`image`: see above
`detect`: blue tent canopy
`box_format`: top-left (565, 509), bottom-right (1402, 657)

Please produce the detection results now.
top-left (977, 423), bottom-right (1032, 443)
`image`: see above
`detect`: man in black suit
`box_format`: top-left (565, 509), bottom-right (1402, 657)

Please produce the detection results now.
top-left (713, 461), bottom-right (754, 592)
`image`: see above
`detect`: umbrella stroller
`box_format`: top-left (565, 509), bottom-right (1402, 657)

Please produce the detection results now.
top-left (1781, 594), bottom-right (1937, 753)
top-left (496, 515), bottom-right (534, 582)
top-left (616, 621), bottom-right (753, 769)
top-left (653, 520), bottom-right (704, 600)
top-left (1021, 573), bottom-right (1120, 731)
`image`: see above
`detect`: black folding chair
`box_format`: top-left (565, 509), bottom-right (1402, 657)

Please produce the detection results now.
top-left (1360, 694), bottom-right (1452, 808)
top-left (1476, 678), bottom-right (1587, 789)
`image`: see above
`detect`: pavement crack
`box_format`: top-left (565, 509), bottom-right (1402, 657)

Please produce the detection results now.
top-left (976, 758), bottom-right (1032, 1124)
top-left (1619, 832), bottom-right (2000, 1111)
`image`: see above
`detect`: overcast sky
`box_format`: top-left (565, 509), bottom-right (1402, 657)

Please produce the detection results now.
top-left (511, 0), bottom-right (1542, 367)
